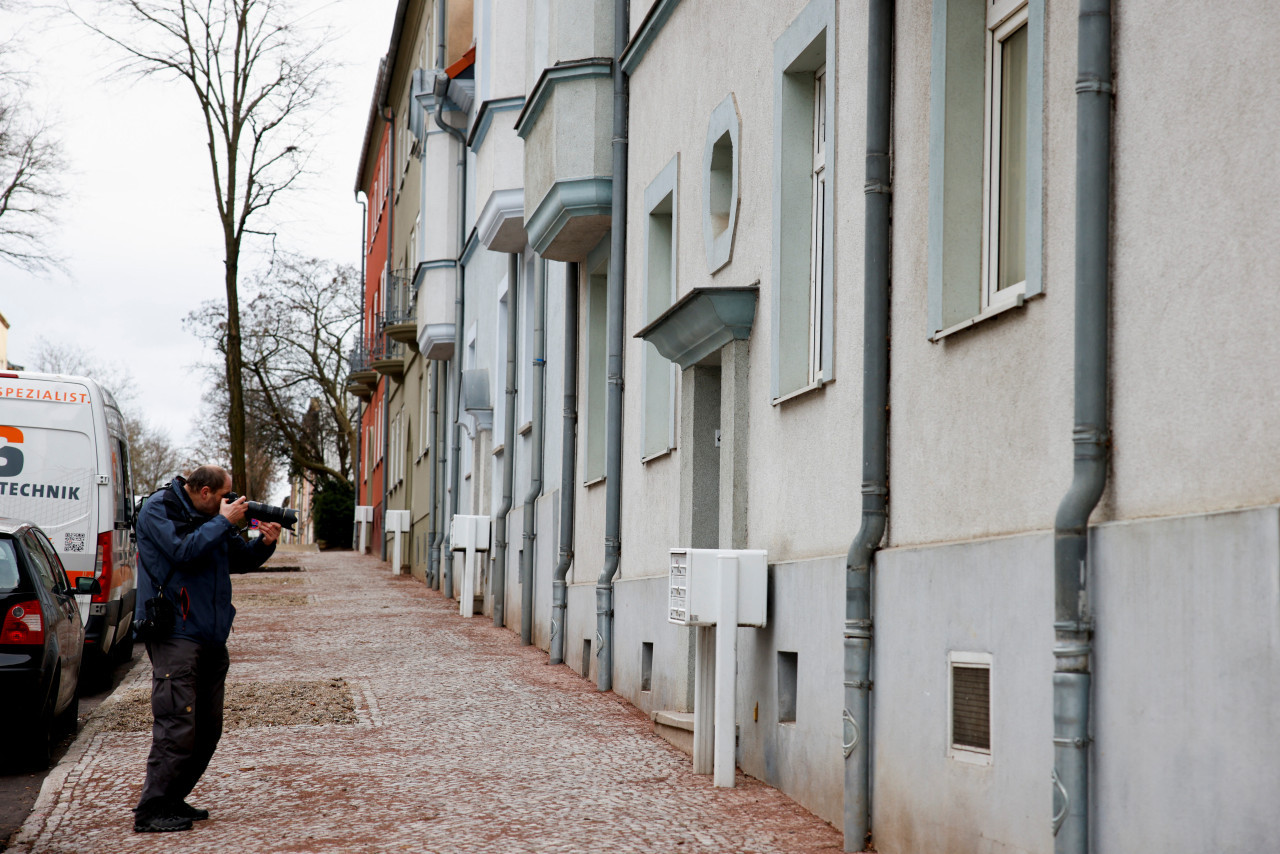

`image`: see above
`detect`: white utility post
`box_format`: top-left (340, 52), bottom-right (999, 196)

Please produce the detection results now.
top-left (668, 548), bottom-right (766, 789)
top-left (451, 515), bottom-right (491, 617)
top-left (354, 505), bottom-right (374, 553)
top-left (387, 510), bottom-right (411, 575)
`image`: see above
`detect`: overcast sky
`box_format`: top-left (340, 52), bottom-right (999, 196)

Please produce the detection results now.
top-left (1, 0), bottom-right (398, 457)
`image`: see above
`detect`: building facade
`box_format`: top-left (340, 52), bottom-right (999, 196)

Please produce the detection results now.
top-left (350, 1), bottom-right (1280, 851)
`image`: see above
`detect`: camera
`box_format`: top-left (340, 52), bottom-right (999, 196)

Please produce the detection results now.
top-left (224, 492), bottom-right (299, 531)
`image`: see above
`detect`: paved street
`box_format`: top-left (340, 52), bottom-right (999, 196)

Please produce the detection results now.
top-left (7, 549), bottom-right (842, 853)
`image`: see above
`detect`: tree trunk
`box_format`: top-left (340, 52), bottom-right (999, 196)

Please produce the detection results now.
top-left (224, 246), bottom-right (248, 493)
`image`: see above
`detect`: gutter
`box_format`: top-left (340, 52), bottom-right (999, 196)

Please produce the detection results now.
top-left (1052, 2), bottom-right (1113, 851)
top-left (843, 0), bottom-right (892, 848)
top-left (492, 253), bottom-right (519, 627)
top-left (435, 0), bottom-right (469, 600)
top-left (596, 0), bottom-right (629, 693)
top-left (380, 105), bottom-right (396, 564)
top-left (427, 359), bottom-right (440, 586)
top-left (520, 256), bottom-right (547, 645)
top-left (550, 261), bottom-right (579, 665)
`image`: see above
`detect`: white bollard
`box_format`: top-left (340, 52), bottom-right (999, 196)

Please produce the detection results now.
top-left (693, 625), bottom-right (716, 775)
top-left (714, 553), bottom-right (739, 788)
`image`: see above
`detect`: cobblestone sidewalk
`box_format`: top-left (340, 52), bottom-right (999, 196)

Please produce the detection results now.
top-left (9, 550), bottom-right (843, 853)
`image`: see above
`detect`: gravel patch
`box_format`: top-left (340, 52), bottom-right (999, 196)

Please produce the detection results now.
top-left (93, 679), bottom-right (357, 733)
top-left (233, 593), bottom-right (310, 608)
top-left (234, 576), bottom-right (305, 587)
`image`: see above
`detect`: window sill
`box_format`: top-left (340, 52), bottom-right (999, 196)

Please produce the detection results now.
top-left (771, 377), bottom-right (827, 407)
top-left (518, 420), bottom-right (533, 436)
top-left (641, 447), bottom-right (675, 465)
top-left (948, 746), bottom-right (992, 766)
top-left (492, 443), bottom-right (504, 456)
top-left (930, 288), bottom-right (1028, 342)
top-left (583, 475), bottom-right (606, 489)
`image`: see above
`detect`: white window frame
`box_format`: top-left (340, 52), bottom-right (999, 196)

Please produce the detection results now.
top-left (770, 0), bottom-right (835, 403)
top-left (808, 64), bottom-right (828, 386)
top-left (981, 0), bottom-right (1029, 314)
top-left (642, 154), bottom-right (678, 462)
top-left (947, 650), bottom-right (993, 766)
top-left (583, 248), bottom-right (609, 485)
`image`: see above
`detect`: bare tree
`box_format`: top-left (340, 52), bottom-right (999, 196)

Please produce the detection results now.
top-left (242, 254), bottom-right (359, 486)
top-left (0, 8), bottom-right (66, 272)
top-left (27, 337), bottom-right (138, 407)
top-left (25, 338), bottom-right (192, 492)
top-left (187, 255), bottom-right (359, 488)
top-left (71, 0), bottom-right (330, 495)
top-left (126, 415), bottom-right (193, 494)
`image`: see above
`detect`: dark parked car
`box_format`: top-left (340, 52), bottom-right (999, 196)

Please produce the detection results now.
top-left (0, 519), bottom-right (98, 770)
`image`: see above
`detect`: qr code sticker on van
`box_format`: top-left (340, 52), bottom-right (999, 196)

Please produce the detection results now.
top-left (65, 533), bottom-right (85, 552)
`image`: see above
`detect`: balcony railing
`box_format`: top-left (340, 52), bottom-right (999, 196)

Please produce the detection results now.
top-left (347, 345), bottom-right (373, 374)
top-left (371, 327), bottom-right (405, 361)
top-left (382, 268), bottom-right (418, 327)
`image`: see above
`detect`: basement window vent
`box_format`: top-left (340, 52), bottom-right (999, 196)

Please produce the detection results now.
top-left (949, 651), bottom-right (992, 765)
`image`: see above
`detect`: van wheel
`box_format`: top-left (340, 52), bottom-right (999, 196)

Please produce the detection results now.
top-left (112, 625), bottom-right (135, 664)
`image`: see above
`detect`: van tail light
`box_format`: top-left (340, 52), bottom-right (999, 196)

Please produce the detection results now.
top-left (92, 531), bottom-right (113, 604)
top-left (2, 601), bottom-right (44, 645)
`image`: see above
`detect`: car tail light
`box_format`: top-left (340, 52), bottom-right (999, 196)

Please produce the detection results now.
top-left (92, 531), bottom-right (113, 604)
top-left (2, 601), bottom-right (44, 644)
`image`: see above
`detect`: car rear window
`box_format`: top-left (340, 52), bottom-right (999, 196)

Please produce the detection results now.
top-left (0, 539), bottom-right (20, 593)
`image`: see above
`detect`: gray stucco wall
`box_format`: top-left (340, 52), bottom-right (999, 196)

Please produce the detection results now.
top-left (873, 532), bottom-right (1053, 854)
top-left (1091, 505), bottom-right (1280, 852)
top-left (870, 505), bottom-right (1280, 854)
top-left (737, 556), bottom-right (845, 826)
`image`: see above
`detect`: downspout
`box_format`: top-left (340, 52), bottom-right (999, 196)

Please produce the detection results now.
top-left (432, 367), bottom-right (446, 589)
top-left (429, 2), bottom-right (449, 591)
top-left (520, 256), bottom-right (547, 645)
top-left (433, 0), bottom-right (468, 600)
top-left (1052, 2), bottom-right (1112, 852)
top-left (550, 261), bottom-right (579, 665)
top-left (427, 359), bottom-right (440, 586)
top-left (354, 196), bottom-right (366, 549)
top-left (492, 252), bottom-right (520, 628)
top-left (843, 0), bottom-right (892, 849)
top-left (381, 106), bottom-right (396, 563)
top-left (596, 0), bottom-right (629, 693)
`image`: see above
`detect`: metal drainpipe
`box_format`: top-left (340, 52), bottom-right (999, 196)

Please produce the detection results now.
top-left (843, 0), bottom-right (892, 849)
top-left (433, 0), bottom-right (468, 601)
top-left (596, 0), bottom-right (629, 693)
top-left (550, 261), bottom-right (579, 665)
top-left (431, 367), bottom-right (446, 589)
top-left (353, 196), bottom-right (366, 550)
top-left (520, 256), bottom-right (546, 645)
top-left (427, 359), bottom-right (440, 587)
top-left (381, 106), bottom-right (396, 563)
top-left (492, 252), bottom-right (519, 628)
top-left (1052, 2), bottom-right (1112, 851)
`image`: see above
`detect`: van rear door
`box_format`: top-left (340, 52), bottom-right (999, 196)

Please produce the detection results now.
top-left (0, 379), bottom-right (98, 584)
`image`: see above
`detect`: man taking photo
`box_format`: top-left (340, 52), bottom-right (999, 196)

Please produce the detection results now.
top-left (131, 465), bottom-right (281, 833)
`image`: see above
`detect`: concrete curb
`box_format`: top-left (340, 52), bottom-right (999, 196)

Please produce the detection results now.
top-left (7, 656), bottom-right (149, 853)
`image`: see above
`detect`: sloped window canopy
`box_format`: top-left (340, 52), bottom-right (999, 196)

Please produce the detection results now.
top-left (634, 285), bottom-right (759, 370)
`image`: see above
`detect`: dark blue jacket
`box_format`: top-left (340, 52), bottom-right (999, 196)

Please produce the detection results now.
top-left (134, 477), bottom-right (275, 645)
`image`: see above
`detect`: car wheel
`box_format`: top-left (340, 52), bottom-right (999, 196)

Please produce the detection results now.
top-left (55, 686), bottom-right (81, 738)
top-left (23, 677), bottom-right (57, 771)
top-left (77, 645), bottom-right (109, 694)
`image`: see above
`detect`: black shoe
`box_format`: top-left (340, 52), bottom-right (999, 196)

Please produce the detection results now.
top-left (173, 801), bottom-right (210, 821)
top-left (134, 811), bottom-right (194, 833)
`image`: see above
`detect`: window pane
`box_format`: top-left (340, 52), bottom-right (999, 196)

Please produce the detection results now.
top-left (997, 23), bottom-right (1028, 291)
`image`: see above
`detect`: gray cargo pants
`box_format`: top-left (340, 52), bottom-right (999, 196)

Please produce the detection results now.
top-left (135, 637), bottom-right (230, 811)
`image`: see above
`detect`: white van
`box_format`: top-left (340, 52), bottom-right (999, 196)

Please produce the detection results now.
top-left (0, 370), bottom-right (138, 681)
